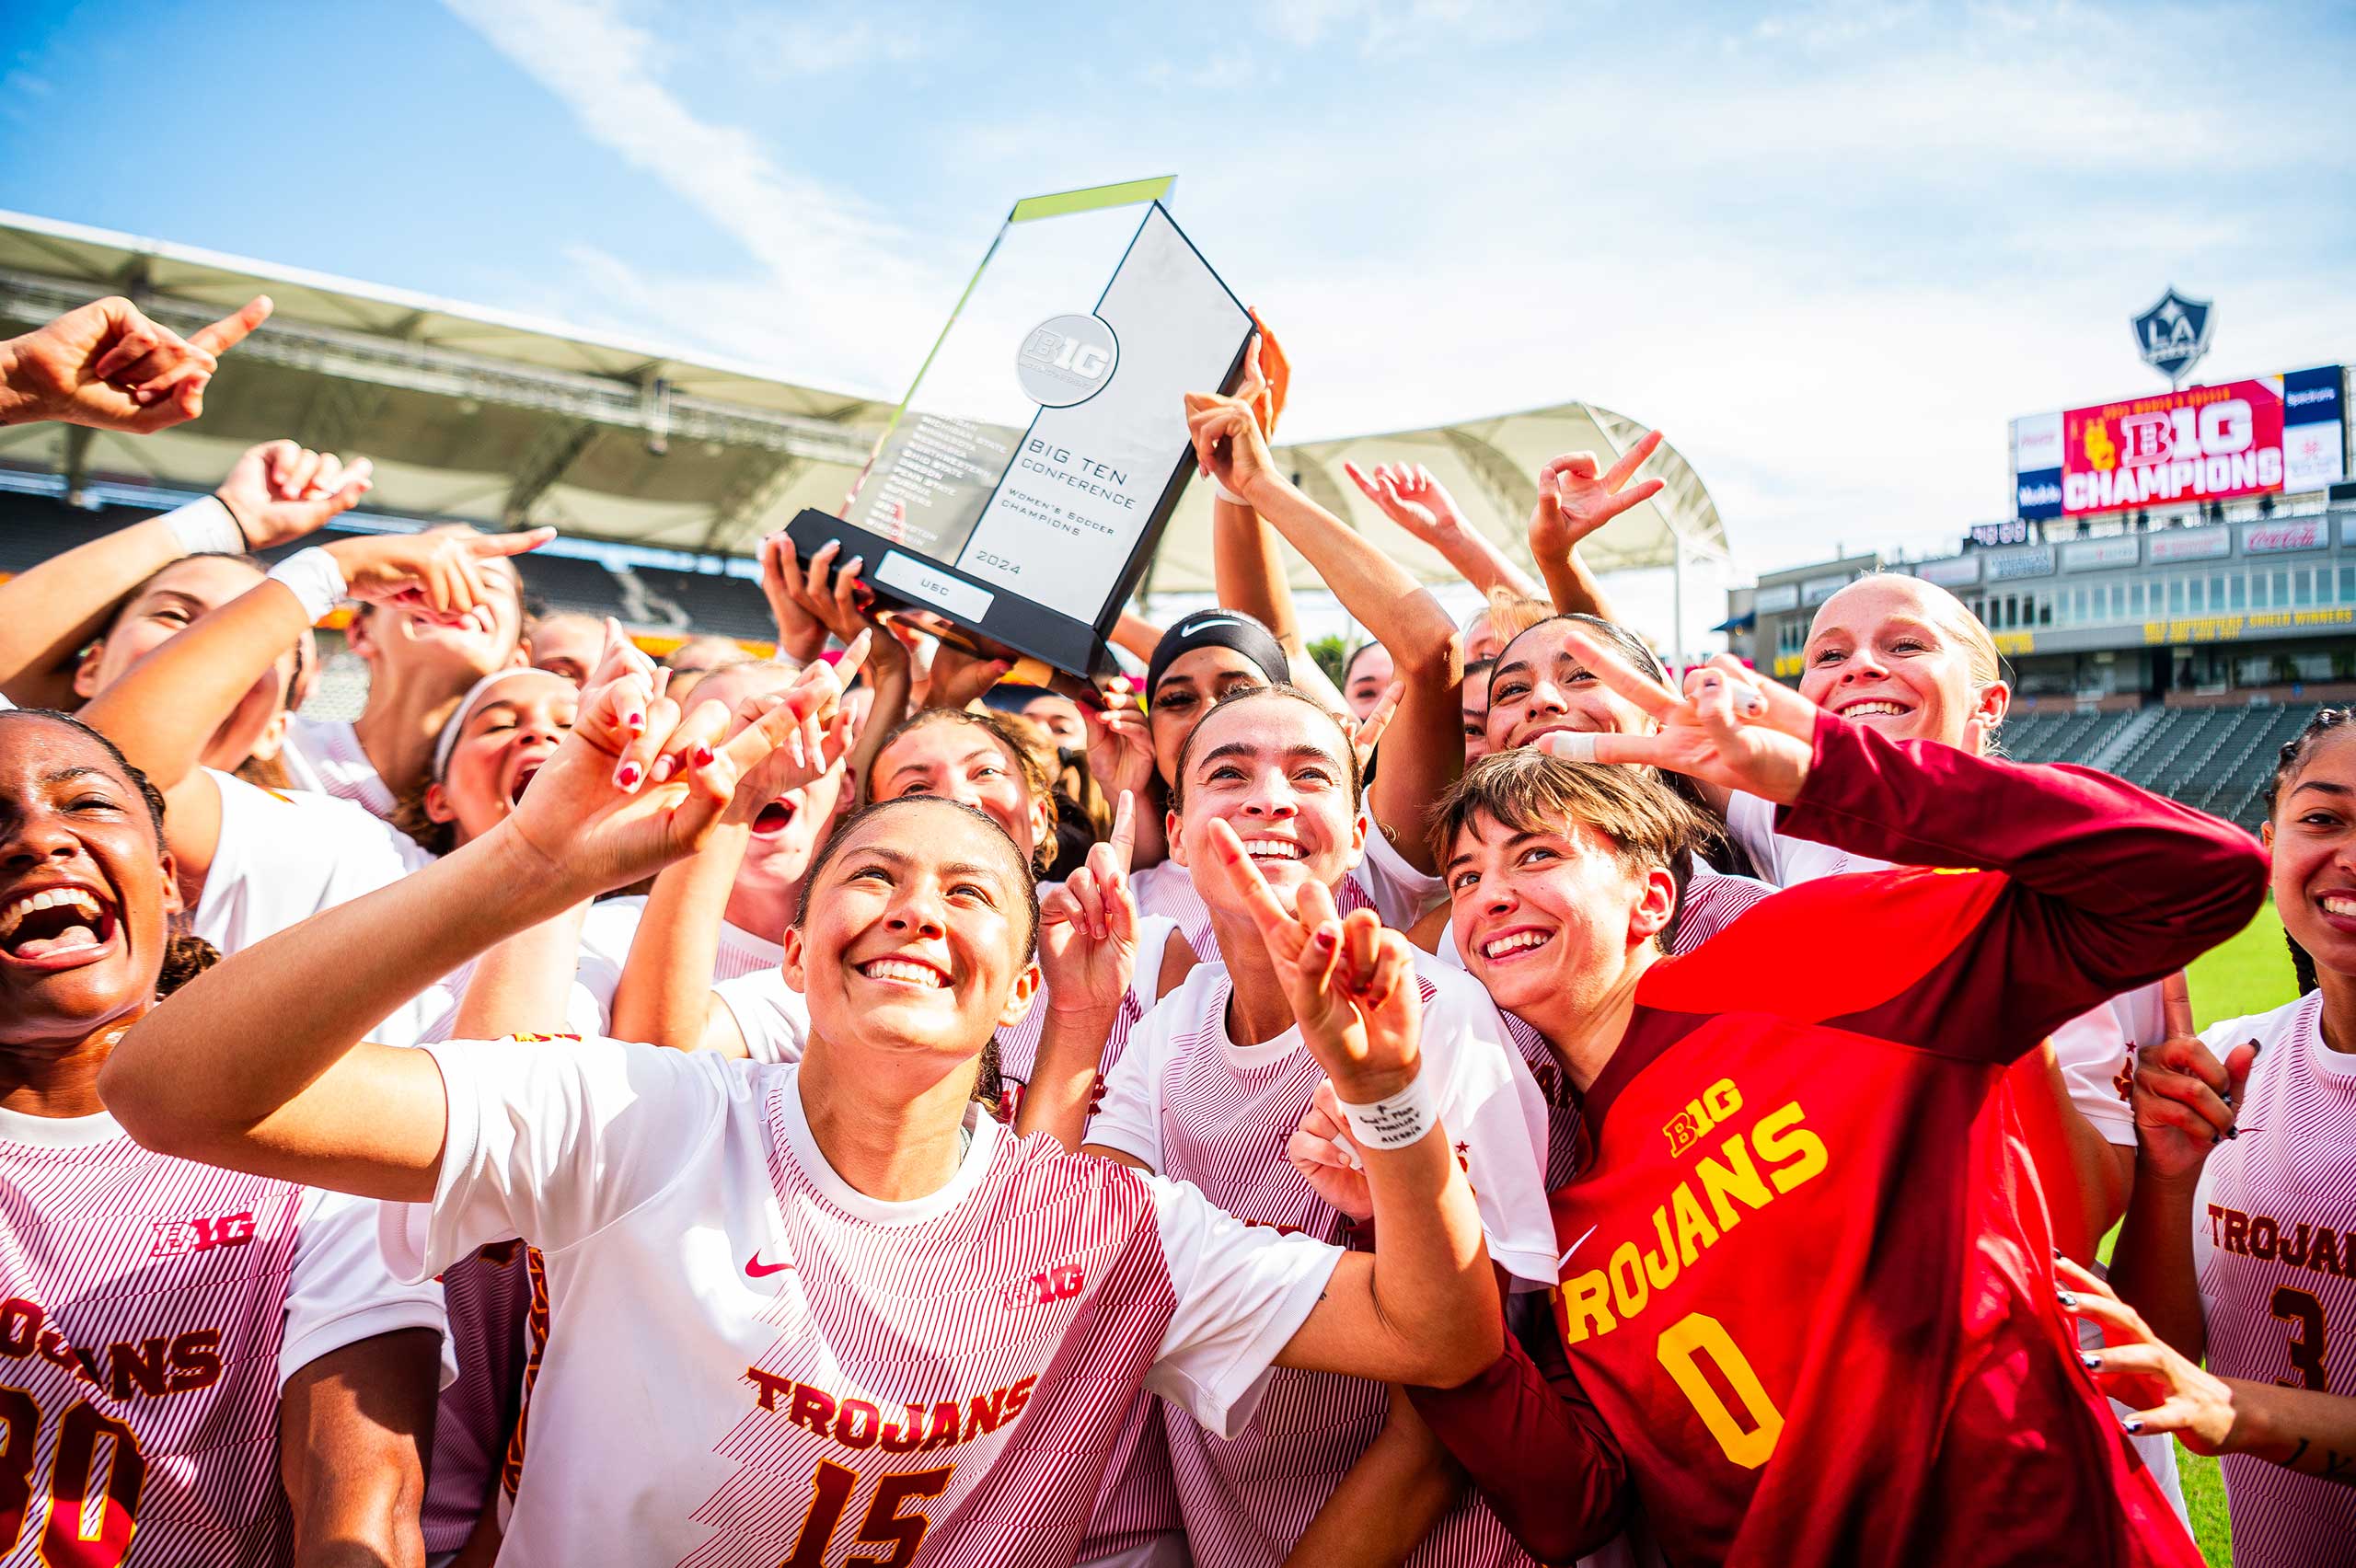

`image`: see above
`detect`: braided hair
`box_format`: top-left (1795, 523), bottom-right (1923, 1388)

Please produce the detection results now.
top-left (2262, 707), bottom-right (2356, 995)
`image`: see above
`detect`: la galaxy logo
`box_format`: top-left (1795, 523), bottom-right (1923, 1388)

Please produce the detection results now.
top-left (2132, 287), bottom-right (2212, 386)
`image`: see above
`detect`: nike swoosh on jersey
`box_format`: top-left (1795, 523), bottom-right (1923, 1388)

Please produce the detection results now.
top-left (1557, 1224), bottom-right (1598, 1270)
top-left (744, 1252), bottom-right (794, 1278)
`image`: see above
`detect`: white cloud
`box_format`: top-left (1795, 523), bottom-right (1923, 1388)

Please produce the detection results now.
top-left (441, 0), bottom-right (2355, 648)
top-left (441, 0), bottom-right (955, 390)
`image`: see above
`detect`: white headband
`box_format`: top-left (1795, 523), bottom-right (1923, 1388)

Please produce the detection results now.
top-left (431, 667), bottom-right (557, 782)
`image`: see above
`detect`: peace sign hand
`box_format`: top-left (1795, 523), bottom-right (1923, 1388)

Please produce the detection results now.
top-left (1342, 461), bottom-right (1469, 546)
top-left (1200, 818), bottom-right (1424, 1101)
top-left (1038, 790), bottom-right (1141, 1017)
top-left (1534, 628), bottom-right (1814, 802)
top-left (2132, 972), bottom-right (2257, 1183)
top-left (1530, 431), bottom-right (1667, 563)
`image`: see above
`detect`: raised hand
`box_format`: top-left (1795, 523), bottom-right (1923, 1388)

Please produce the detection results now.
top-left (1343, 461), bottom-right (1470, 547)
top-left (2131, 973), bottom-right (2256, 1182)
top-left (0, 294), bottom-right (271, 433)
top-left (1347, 680), bottom-right (1403, 773)
top-left (506, 624), bottom-right (869, 896)
top-left (1529, 431), bottom-right (1666, 563)
top-left (1535, 627), bottom-right (1814, 801)
top-left (757, 533), bottom-right (831, 664)
top-left (926, 640), bottom-right (1015, 709)
top-left (216, 440), bottom-right (375, 548)
top-left (1084, 684), bottom-right (1157, 798)
top-left (2056, 1255), bottom-right (2240, 1453)
top-left (1288, 1078), bottom-right (1373, 1221)
top-left (1038, 791), bottom-right (1141, 1016)
top-left (324, 525), bottom-right (555, 628)
top-left (1184, 390), bottom-right (1281, 505)
top-left (1200, 818), bottom-right (1424, 1101)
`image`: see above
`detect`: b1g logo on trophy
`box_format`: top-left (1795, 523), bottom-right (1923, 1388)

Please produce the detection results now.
top-left (1016, 314), bottom-right (1119, 408)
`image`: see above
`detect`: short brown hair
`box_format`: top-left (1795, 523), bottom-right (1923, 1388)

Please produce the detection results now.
top-left (1429, 750), bottom-right (1715, 951)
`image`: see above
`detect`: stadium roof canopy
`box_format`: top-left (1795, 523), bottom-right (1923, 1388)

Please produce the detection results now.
top-left (0, 210), bottom-right (1727, 598)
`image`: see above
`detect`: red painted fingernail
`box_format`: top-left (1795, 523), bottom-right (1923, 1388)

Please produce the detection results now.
top-left (616, 763), bottom-right (641, 789)
top-left (693, 745), bottom-right (714, 767)
top-left (1314, 928), bottom-right (1337, 949)
top-left (625, 711), bottom-right (645, 732)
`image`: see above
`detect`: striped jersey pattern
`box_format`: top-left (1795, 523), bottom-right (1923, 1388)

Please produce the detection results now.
top-left (1142, 973), bottom-right (1537, 1568)
top-left (421, 1242), bottom-right (532, 1554)
top-left (677, 1103), bottom-right (1181, 1568)
top-left (281, 714), bottom-right (398, 822)
top-left (0, 1136), bottom-right (307, 1565)
top-left (2195, 991), bottom-right (2356, 1568)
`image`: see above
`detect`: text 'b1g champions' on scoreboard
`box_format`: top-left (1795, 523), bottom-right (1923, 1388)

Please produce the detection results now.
top-left (2012, 365), bottom-right (2345, 523)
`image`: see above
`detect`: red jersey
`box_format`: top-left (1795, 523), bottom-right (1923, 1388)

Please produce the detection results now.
top-left (1414, 712), bottom-right (2267, 1568)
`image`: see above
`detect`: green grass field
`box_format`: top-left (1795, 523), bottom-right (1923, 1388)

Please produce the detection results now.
top-left (2109, 899), bottom-right (2299, 1566)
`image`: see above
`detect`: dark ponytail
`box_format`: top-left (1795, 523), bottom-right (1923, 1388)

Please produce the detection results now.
top-left (974, 1035), bottom-right (1007, 1118)
top-left (2263, 708), bottom-right (2356, 996)
top-left (157, 933), bottom-right (221, 997)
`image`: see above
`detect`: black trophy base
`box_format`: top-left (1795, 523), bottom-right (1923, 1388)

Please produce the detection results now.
top-left (782, 510), bottom-right (1121, 679)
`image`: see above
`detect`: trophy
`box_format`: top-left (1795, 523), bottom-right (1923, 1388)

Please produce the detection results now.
top-left (786, 179), bottom-right (1253, 677)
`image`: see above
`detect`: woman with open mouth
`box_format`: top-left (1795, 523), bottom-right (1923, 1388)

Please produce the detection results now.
top-left (0, 707), bottom-right (448, 1562)
top-left (1024, 681), bottom-right (1557, 1568)
top-left (1386, 633), bottom-right (2264, 1568)
top-left (75, 529), bottom-right (560, 1044)
top-left (93, 652), bottom-right (1511, 1567)
top-left (2107, 708), bottom-right (2356, 1568)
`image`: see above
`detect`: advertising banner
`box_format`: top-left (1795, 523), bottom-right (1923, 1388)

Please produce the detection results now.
top-left (1914, 556), bottom-right (1981, 587)
top-left (2283, 364), bottom-right (2345, 494)
top-left (2012, 411), bottom-right (2063, 521)
top-left (2062, 536), bottom-right (2141, 571)
top-left (2147, 526), bottom-right (2232, 563)
top-left (2062, 378), bottom-right (2285, 516)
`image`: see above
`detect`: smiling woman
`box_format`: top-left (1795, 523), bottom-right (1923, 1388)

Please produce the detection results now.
top-left (0, 708), bottom-right (446, 1564)
top-left (88, 652), bottom-right (1514, 1566)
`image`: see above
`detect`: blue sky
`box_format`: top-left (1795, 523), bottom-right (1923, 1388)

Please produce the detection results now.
top-left (5, 0), bottom-right (2353, 595)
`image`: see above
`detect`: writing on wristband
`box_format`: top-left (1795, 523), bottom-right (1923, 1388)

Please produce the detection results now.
top-left (1335, 1070), bottom-right (1438, 1151)
top-left (267, 547), bottom-right (348, 624)
top-left (164, 495), bottom-right (247, 558)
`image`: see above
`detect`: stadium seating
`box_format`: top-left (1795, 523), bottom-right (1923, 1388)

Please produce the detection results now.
top-left (625, 565), bottom-right (777, 641)
top-left (514, 552), bottom-right (632, 621)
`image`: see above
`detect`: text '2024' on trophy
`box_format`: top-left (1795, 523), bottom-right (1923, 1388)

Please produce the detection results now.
top-left (786, 187), bottom-right (1253, 677)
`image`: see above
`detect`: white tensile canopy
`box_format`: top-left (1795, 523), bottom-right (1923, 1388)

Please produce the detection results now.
top-left (0, 210), bottom-right (1726, 600)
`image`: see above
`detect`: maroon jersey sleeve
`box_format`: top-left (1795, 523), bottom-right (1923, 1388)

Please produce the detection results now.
top-left (1692, 711), bottom-right (2267, 1062)
top-left (1407, 1321), bottom-right (1630, 1562)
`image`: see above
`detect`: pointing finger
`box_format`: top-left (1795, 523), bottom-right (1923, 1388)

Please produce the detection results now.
top-left (1554, 621), bottom-right (1682, 719)
top-left (2160, 973), bottom-right (2196, 1041)
top-left (1109, 789), bottom-right (1137, 872)
top-left (188, 294), bottom-right (272, 356)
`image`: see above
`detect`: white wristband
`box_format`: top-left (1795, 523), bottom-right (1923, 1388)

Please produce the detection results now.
top-left (164, 495), bottom-right (246, 557)
top-left (1335, 1070), bottom-right (1439, 1152)
top-left (268, 547), bottom-right (348, 624)
top-left (1210, 476), bottom-right (1247, 506)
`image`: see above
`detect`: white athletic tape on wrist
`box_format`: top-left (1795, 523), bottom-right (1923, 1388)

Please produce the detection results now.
top-left (1211, 477), bottom-right (1246, 506)
top-left (1335, 1071), bottom-right (1438, 1152)
top-left (1545, 730), bottom-right (1600, 763)
top-left (268, 547), bottom-right (347, 624)
top-left (165, 495), bottom-right (246, 557)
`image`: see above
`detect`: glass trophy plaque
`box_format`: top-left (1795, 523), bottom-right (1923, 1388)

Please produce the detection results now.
top-left (786, 192), bottom-right (1253, 676)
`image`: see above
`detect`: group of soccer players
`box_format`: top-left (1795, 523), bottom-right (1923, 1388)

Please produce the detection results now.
top-left (0, 291), bottom-right (2349, 1568)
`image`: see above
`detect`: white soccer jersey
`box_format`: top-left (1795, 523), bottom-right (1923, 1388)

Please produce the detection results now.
top-left (1088, 951), bottom-right (1553, 1568)
top-left (279, 713), bottom-right (398, 821)
top-left (195, 768), bottom-right (444, 1043)
top-left (1132, 793), bottom-right (1445, 963)
top-left (2192, 992), bottom-right (2356, 1568)
top-left (572, 894), bottom-right (787, 1034)
top-left (380, 1040), bottom-right (1343, 1567)
top-left (0, 1105), bottom-right (449, 1566)
top-left (1725, 788), bottom-right (2146, 1144)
